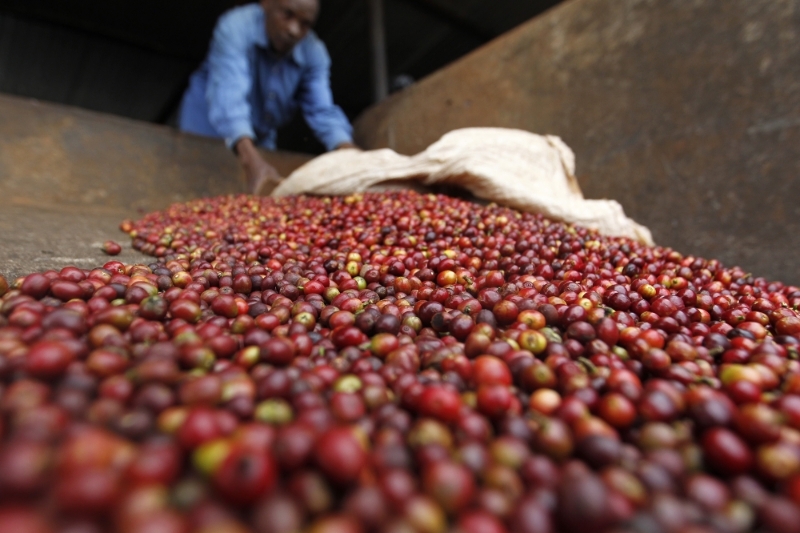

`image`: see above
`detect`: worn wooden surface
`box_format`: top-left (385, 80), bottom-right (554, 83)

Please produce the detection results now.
top-left (0, 94), bottom-right (312, 279)
top-left (354, 0), bottom-right (800, 285)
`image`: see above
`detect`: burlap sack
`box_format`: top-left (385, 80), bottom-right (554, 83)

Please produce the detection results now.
top-left (272, 128), bottom-right (653, 245)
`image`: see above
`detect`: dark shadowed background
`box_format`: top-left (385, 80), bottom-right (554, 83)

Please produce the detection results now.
top-left (0, 0), bottom-right (561, 152)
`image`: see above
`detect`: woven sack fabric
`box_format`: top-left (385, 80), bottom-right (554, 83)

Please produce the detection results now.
top-left (272, 128), bottom-right (653, 245)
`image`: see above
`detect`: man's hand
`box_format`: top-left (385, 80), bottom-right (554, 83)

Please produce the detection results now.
top-left (235, 137), bottom-right (282, 195)
top-left (335, 141), bottom-right (359, 150)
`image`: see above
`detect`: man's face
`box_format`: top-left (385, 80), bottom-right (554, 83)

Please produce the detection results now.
top-left (262, 0), bottom-right (319, 55)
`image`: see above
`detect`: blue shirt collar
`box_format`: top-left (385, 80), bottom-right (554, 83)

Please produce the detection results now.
top-left (257, 7), bottom-right (307, 66)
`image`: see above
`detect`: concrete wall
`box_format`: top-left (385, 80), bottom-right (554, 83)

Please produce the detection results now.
top-left (354, 0), bottom-right (800, 285)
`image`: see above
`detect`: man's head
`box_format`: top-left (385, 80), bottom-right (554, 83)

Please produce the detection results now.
top-left (261, 0), bottom-right (319, 55)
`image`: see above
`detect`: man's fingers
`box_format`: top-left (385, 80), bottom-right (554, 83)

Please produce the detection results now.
top-left (247, 173), bottom-right (267, 196)
top-left (250, 168), bottom-right (285, 196)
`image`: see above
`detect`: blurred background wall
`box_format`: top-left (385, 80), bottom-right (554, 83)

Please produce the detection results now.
top-left (354, 0), bottom-right (800, 285)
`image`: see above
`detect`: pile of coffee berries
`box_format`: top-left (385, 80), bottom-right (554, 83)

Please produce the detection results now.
top-left (1, 190), bottom-right (799, 533)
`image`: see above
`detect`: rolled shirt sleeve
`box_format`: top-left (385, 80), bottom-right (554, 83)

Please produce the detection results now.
top-left (205, 10), bottom-right (257, 149)
top-left (297, 41), bottom-right (354, 151)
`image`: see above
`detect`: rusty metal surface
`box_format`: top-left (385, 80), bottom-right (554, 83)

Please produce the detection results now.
top-left (0, 94), bottom-right (312, 279)
top-left (354, 0), bottom-right (800, 286)
top-left (0, 204), bottom-right (151, 281)
top-left (0, 94), bottom-right (312, 212)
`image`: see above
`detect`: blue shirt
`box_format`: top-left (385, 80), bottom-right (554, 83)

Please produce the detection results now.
top-left (178, 3), bottom-right (353, 151)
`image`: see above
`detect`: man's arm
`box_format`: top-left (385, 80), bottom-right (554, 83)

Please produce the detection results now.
top-left (296, 41), bottom-right (356, 151)
top-left (205, 8), bottom-right (281, 193)
top-left (205, 10), bottom-right (258, 148)
top-left (235, 138), bottom-right (282, 195)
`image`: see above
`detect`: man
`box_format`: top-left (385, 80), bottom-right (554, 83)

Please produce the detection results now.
top-left (179, 0), bottom-right (356, 194)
